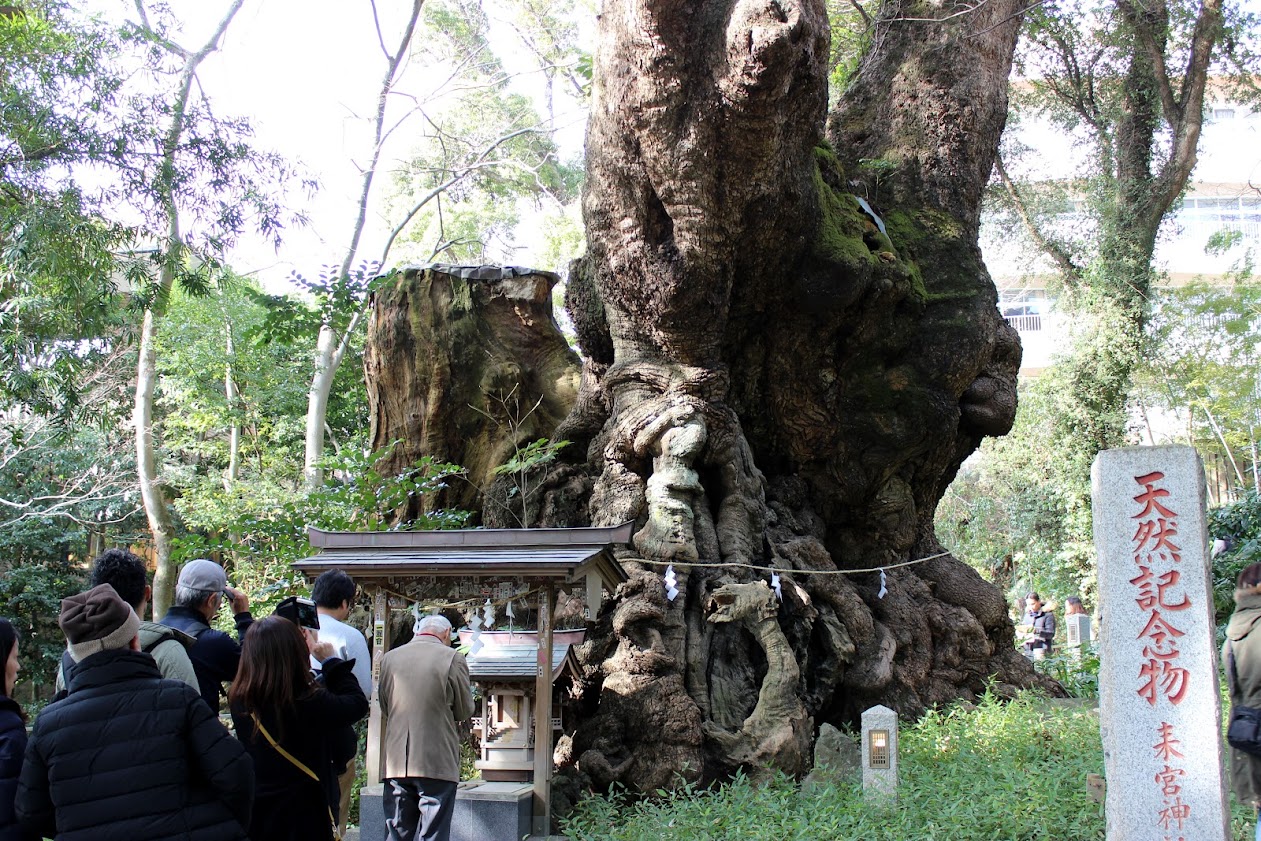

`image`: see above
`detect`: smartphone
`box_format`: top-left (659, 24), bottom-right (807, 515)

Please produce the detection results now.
top-left (276, 595), bottom-right (320, 630)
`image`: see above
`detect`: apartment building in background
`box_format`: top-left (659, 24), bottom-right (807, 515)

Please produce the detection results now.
top-left (984, 94), bottom-right (1261, 376)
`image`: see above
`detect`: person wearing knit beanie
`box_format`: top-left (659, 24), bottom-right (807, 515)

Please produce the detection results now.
top-left (59, 584), bottom-right (142, 663)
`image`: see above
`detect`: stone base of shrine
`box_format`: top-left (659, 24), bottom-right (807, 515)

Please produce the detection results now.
top-left (359, 780), bottom-right (534, 841)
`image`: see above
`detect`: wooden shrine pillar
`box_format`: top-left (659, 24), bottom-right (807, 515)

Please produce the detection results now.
top-left (365, 587), bottom-right (391, 786)
top-left (532, 582), bottom-right (555, 836)
top-left (586, 571), bottom-right (602, 619)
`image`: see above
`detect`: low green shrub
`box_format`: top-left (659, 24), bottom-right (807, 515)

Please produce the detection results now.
top-left (1033, 645), bottom-right (1100, 698)
top-left (561, 690), bottom-right (1105, 841)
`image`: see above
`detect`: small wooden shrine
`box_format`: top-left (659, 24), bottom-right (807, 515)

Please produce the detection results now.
top-left (463, 631), bottom-right (584, 782)
top-left (293, 521), bottom-right (632, 835)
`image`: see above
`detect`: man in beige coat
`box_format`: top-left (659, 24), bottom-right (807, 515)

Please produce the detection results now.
top-left (379, 614), bottom-right (474, 841)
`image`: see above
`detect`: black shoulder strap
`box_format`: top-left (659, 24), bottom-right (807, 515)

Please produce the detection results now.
top-left (1229, 639), bottom-right (1240, 695)
top-left (143, 631), bottom-right (173, 654)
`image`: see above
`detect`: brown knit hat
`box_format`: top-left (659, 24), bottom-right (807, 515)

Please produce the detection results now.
top-left (60, 583), bottom-right (141, 663)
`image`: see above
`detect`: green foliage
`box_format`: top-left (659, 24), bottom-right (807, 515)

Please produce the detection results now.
top-left (0, 0), bottom-right (132, 413)
top-left (384, 0), bottom-right (580, 264)
top-left (562, 691), bottom-right (1105, 841)
top-left (985, 0), bottom-right (1251, 581)
top-left (937, 375), bottom-right (1097, 605)
top-left (1033, 645), bottom-right (1100, 699)
top-left (824, 0), bottom-right (876, 102)
top-left (173, 445), bottom-right (473, 613)
top-left (492, 437), bottom-right (569, 479)
top-left (0, 411), bottom-right (143, 576)
top-left (942, 271), bottom-right (1261, 617)
top-left (155, 280), bottom-right (363, 483)
top-left (257, 265), bottom-right (390, 348)
top-left (0, 560), bottom-right (86, 691)
top-left (1211, 492), bottom-right (1261, 621)
top-left (1, 0), bottom-right (306, 414)
top-left (1135, 272), bottom-right (1261, 492)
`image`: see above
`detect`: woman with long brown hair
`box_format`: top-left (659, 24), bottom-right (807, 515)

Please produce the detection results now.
top-left (1225, 562), bottom-right (1261, 841)
top-left (229, 615), bottom-right (368, 841)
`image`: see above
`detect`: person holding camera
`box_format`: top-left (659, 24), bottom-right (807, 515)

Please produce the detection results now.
top-left (159, 559), bottom-right (255, 711)
top-left (229, 615), bottom-right (368, 841)
top-left (310, 570), bottom-right (371, 837)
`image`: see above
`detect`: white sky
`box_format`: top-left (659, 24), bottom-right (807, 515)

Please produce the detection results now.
top-left (150, 0), bottom-right (590, 292)
top-left (111, 0), bottom-right (1261, 293)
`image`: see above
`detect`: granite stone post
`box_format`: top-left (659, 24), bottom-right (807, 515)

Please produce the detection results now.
top-left (861, 705), bottom-right (898, 800)
top-left (1066, 613), bottom-right (1092, 658)
top-left (1093, 445), bottom-right (1228, 841)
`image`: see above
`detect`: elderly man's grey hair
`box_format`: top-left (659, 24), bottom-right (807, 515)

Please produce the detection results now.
top-left (416, 614), bottom-right (452, 636)
top-left (173, 584), bottom-right (216, 609)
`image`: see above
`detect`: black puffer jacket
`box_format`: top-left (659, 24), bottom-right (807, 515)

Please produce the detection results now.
top-left (16, 648), bottom-right (253, 841)
top-left (0, 695), bottom-right (33, 841)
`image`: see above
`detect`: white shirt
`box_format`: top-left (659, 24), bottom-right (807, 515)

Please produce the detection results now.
top-left (313, 611), bottom-right (372, 697)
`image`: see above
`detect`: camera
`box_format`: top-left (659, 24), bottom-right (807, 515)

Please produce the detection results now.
top-left (275, 596), bottom-right (320, 630)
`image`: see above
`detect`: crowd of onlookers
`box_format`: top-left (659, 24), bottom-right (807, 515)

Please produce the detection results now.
top-left (0, 550), bottom-right (473, 841)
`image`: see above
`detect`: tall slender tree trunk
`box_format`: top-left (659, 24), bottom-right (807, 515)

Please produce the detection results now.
top-left (304, 324), bottom-right (341, 489)
top-left (302, 0), bottom-right (425, 490)
top-left (1010, 0), bottom-right (1223, 470)
top-left (133, 0), bottom-right (248, 615)
top-left (223, 310), bottom-right (241, 489)
top-left (136, 301), bottom-right (175, 618)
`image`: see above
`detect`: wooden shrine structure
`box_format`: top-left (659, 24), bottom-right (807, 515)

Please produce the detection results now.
top-left (293, 521), bottom-right (633, 835)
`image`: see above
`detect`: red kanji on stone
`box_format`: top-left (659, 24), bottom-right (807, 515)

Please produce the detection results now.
top-left (1139, 661), bottom-right (1191, 705)
top-left (1138, 611), bottom-right (1186, 649)
top-left (1154, 765), bottom-right (1185, 796)
top-left (1134, 472), bottom-right (1176, 519)
top-left (1132, 518), bottom-right (1182, 563)
top-left (1157, 797), bottom-right (1191, 832)
top-left (1130, 567), bottom-right (1190, 611)
top-left (1153, 722), bottom-right (1184, 759)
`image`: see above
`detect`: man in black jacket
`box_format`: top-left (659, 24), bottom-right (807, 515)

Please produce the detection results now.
top-left (159, 559), bottom-right (254, 711)
top-left (16, 583), bottom-right (254, 841)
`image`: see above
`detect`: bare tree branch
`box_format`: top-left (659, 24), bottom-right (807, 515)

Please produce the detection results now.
top-left (378, 126), bottom-right (543, 263)
top-left (338, 0), bottom-right (426, 285)
top-left (993, 151), bottom-right (1083, 286)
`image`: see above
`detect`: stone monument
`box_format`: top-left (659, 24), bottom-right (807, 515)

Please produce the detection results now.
top-left (861, 705), bottom-right (898, 800)
top-left (1093, 445), bottom-right (1228, 841)
top-left (1065, 613), bottom-right (1092, 658)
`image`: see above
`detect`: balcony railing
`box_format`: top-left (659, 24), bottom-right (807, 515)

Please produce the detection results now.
top-left (1003, 314), bottom-right (1043, 332)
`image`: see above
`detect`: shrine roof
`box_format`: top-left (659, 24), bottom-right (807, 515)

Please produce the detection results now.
top-left (292, 522), bottom-right (634, 590)
top-left (466, 644), bottom-right (579, 683)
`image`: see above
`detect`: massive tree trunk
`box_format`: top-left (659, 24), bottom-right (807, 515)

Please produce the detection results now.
top-left (366, 0), bottom-right (1064, 801)
top-left (547, 0), bottom-right (1059, 794)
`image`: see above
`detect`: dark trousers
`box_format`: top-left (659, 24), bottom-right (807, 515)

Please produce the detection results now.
top-left (384, 776), bottom-right (458, 841)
